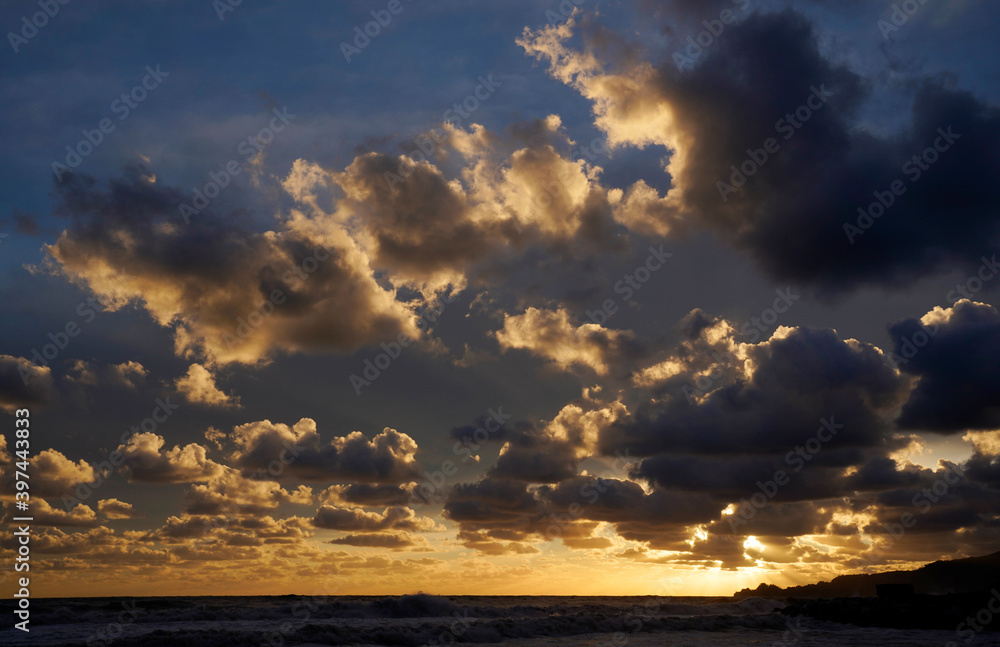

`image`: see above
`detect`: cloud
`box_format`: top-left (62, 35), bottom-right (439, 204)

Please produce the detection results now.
top-left (175, 363), bottom-right (240, 408)
top-left (45, 164), bottom-right (421, 366)
top-left (284, 116), bottom-right (630, 307)
top-left (183, 467), bottom-right (313, 516)
top-left (443, 474), bottom-right (719, 553)
top-left (5, 498), bottom-right (98, 527)
top-left (319, 483), bottom-right (418, 506)
top-left (65, 359), bottom-right (98, 386)
top-left (108, 361), bottom-right (147, 389)
top-left (328, 531), bottom-right (427, 550)
top-left (493, 307), bottom-right (644, 375)
top-left (0, 354), bottom-right (55, 413)
top-left (0, 447), bottom-right (97, 498)
top-left (601, 321), bottom-right (907, 458)
top-left (98, 498), bottom-right (142, 520)
top-left (893, 300), bottom-right (1000, 432)
top-left (117, 432), bottom-right (223, 483)
top-left (443, 299), bottom-right (1000, 563)
top-left (65, 360), bottom-right (148, 390)
top-left (228, 418), bottom-right (422, 483)
top-left (490, 397), bottom-right (626, 483)
top-left (518, 11), bottom-right (1000, 293)
top-left (312, 505), bottom-right (439, 532)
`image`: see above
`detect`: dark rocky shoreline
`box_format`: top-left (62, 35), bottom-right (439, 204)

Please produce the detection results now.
top-left (780, 589), bottom-right (1000, 631)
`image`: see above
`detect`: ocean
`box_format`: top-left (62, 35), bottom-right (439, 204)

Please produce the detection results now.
top-left (0, 594), bottom-right (990, 646)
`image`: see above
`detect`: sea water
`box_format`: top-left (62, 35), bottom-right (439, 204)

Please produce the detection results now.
top-left (0, 594), bottom-right (986, 646)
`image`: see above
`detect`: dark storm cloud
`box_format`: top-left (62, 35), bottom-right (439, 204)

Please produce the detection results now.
top-left (321, 483), bottom-right (419, 507)
top-left (522, 10), bottom-right (1000, 293)
top-left (601, 326), bottom-right (905, 456)
top-left (707, 500), bottom-right (832, 538)
top-left (0, 354), bottom-right (55, 412)
top-left (118, 432), bottom-right (222, 484)
top-left (444, 294), bottom-right (1000, 562)
top-left (964, 451), bottom-right (1000, 489)
top-left (229, 419), bottom-right (422, 484)
top-left (488, 420), bottom-right (580, 484)
top-left (443, 475), bottom-right (720, 550)
top-left (893, 300), bottom-right (1000, 432)
top-left (443, 478), bottom-right (546, 540)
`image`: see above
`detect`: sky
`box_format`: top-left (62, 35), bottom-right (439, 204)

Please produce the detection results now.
top-left (1, 0), bottom-right (999, 598)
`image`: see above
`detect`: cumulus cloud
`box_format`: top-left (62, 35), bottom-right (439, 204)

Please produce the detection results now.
top-left (0, 354), bottom-right (55, 412)
top-left (491, 396), bottom-right (626, 483)
top-left (45, 164), bottom-right (421, 366)
top-left (327, 531), bottom-right (427, 550)
top-left (175, 363), bottom-right (240, 408)
top-left (98, 498), bottom-right (142, 520)
top-left (319, 483), bottom-right (418, 507)
top-left (494, 307), bottom-right (645, 375)
top-left (7, 498), bottom-right (98, 527)
top-left (183, 467), bottom-right (313, 516)
top-left (117, 433), bottom-right (223, 483)
top-left (228, 418), bottom-right (422, 483)
top-left (892, 300), bottom-right (1000, 432)
top-left (443, 299), bottom-right (1000, 564)
top-left (109, 361), bottom-right (147, 388)
top-left (283, 115), bottom-right (632, 309)
top-left (602, 320), bottom-right (907, 458)
top-left (312, 505), bottom-right (439, 532)
top-left (0, 447), bottom-right (97, 498)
